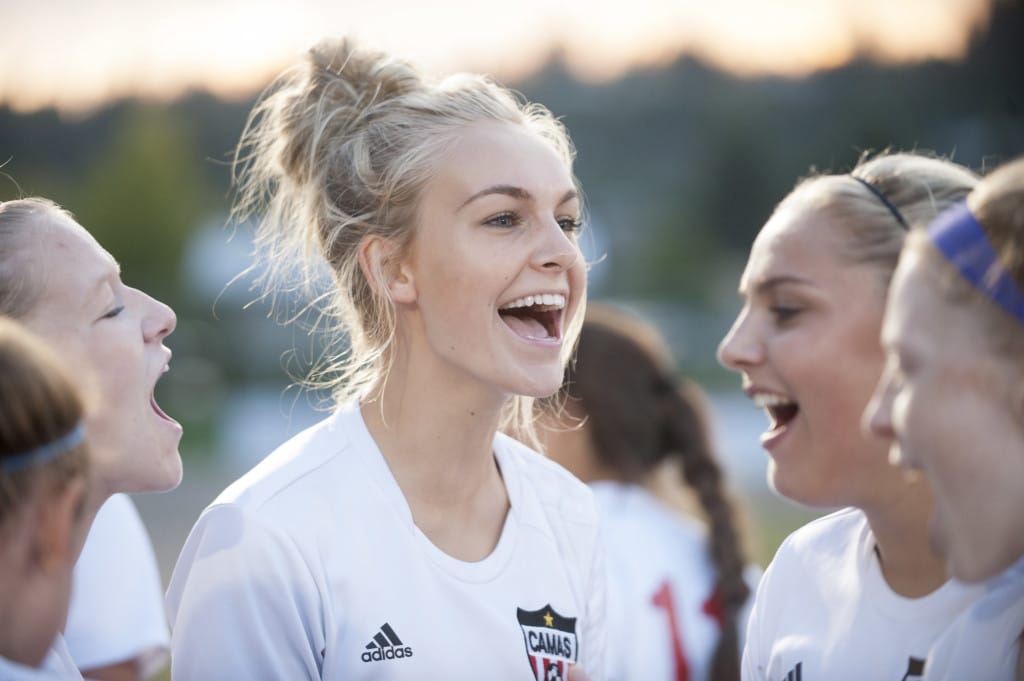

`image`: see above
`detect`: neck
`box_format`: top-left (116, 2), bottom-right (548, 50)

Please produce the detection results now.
top-left (863, 478), bottom-right (949, 598)
top-left (361, 351), bottom-right (511, 561)
top-left (364, 362), bottom-right (506, 499)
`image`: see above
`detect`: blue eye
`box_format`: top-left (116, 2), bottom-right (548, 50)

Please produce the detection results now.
top-left (559, 217), bottom-right (583, 233)
top-left (486, 212), bottom-right (522, 228)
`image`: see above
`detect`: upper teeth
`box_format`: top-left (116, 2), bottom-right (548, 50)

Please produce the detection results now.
top-left (752, 393), bottom-right (792, 408)
top-left (501, 293), bottom-right (566, 310)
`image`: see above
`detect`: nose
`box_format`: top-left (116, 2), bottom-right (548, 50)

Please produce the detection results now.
top-left (532, 217), bottom-right (581, 272)
top-left (139, 289), bottom-right (177, 343)
top-left (717, 308), bottom-right (761, 371)
top-left (863, 368), bottom-right (895, 440)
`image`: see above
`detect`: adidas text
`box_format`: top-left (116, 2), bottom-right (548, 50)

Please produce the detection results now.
top-left (361, 646), bottom-right (413, 663)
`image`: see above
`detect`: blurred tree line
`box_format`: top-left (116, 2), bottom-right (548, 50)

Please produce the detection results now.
top-left (1, 1), bottom-right (1022, 456)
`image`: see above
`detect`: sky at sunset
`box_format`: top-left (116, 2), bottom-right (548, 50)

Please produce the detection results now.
top-left (0, 0), bottom-right (998, 115)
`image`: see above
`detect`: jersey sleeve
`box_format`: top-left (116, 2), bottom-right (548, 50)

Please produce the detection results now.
top-left (64, 494), bottom-right (169, 678)
top-left (166, 503), bottom-right (325, 681)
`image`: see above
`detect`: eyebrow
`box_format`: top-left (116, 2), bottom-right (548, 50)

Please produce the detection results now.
top-left (85, 260), bottom-right (123, 300)
top-left (740, 274), bottom-right (813, 296)
top-left (458, 185), bottom-right (579, 211)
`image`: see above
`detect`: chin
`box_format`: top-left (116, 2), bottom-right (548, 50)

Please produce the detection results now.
top-left (769, 469), bottom-right (833, 509)
top-left (503, 369), bottom-right (563, 399)
top-left (150, 448), bottom-right (184, 492)
top-left (122, 447), bottom-right (183, 494)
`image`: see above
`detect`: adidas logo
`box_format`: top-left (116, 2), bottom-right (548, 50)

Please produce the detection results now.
top-left (360, 623), bottom-right (414, 663)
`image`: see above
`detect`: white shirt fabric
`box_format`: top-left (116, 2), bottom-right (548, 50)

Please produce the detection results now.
top-left (0, 655), bottom-right (80, 681)
top-left (35, 635), bottom-right (85, 680)
top-left (63, 494), bottom-right (170, 679)
top-left (924, 555), bottom-right (1024, 680)
top-left (742, 507), bottom-right (983, 681)
top-left (591, 482), bottom-right (760, 681)
top-left (167, 403), bottom-right (607, 681)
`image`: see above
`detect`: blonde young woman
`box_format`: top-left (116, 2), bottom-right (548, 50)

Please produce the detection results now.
top-left (866, 156), bottom-right (1024, 680)
top-left (167, 38), bottom-right (604, 680)
top-left (717, 152), bottom-right (983, 680)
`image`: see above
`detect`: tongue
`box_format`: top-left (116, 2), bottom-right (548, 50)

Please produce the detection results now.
top-left (502, 314), bottom-right (549, 339)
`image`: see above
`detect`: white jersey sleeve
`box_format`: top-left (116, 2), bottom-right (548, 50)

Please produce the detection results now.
top-left (165, 502), bottom-right (326, 680)
top-left (64, 494), bottom-right (169, 678)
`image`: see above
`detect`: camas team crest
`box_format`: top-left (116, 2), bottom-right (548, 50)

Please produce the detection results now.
top-left (517, 605), bottom-right (578, 681)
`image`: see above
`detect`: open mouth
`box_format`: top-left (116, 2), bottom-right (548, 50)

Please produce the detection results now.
top-left (753, 393), bottom-right (799, 430)
top-left (151, 363), bottom-right (179, 425)
top-left (498, 293), bottom-right (565, 341)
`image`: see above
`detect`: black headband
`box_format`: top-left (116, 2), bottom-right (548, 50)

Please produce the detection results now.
top-left (850, 175), bottom-right (908, 230)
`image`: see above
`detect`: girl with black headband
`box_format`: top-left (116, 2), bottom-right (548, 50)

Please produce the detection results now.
top-left (866, 155), bottom-right (1024, 680)
top-left (717, 152), bottom-right (982, 679)
top-left (0, 317), bottom-right (90, 680)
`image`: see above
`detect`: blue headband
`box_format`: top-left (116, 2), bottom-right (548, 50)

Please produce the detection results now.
top-left (1, 424), bottom-right (85, 473)
top-left (928, 201), bottom-right (1024, 326)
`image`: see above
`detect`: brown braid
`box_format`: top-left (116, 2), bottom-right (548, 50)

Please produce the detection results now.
top-left (547, 303), bottom-right (750, 680)
top-left (659, 379), bottom-right (749, 681)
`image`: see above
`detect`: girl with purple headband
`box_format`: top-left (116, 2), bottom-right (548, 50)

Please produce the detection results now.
top-left (718, 151), bottom-right (984, 680)
top-left (866, 156), bottom-right (1024, 680)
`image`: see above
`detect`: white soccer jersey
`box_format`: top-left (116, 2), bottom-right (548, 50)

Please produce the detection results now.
top-left (64, 494), bottom-right (170, 678)
top-left (742, 508), bottom-right (982, 681)
top-left (924, 556), bottom-right (1024, 680)
top-left (591, 482), bottom-right (760, 681)
top-left (167, 403), bottom-right (606, 681)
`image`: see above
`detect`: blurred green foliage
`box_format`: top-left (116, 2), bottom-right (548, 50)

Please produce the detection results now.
top-left (73, 107), bottom-right (212, 302)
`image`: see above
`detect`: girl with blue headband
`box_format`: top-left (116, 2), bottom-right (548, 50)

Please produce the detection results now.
top-left (866, 156), bottom-right (1024, 680)
top-left (0, 317), bottom-right (90, 680)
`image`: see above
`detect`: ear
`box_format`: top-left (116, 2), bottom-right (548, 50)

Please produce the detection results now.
top-left (31, 477), bottom-right (86, 575)
top-left (357, 235), bottom-right (417, 305)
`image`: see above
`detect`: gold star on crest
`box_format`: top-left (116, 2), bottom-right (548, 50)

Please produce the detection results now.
top-left (543, 611), bottom-right (554, 627)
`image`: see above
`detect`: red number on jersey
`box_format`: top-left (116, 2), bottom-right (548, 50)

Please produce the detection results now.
top-left (651, 580), bottom-right (690, 681)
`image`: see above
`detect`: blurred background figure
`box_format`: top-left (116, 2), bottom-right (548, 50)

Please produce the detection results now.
top-left (64, 494), bottom-right (169, 681)
top-left (0, 317), bottom-right (91, 680)
top-left (865, 155), bottom-right (1024, 680)
top-left (539, 302), bottom-right (756, 681)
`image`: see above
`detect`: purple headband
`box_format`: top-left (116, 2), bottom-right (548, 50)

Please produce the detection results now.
top-left (927, 201), bottom-right (1024, 325)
